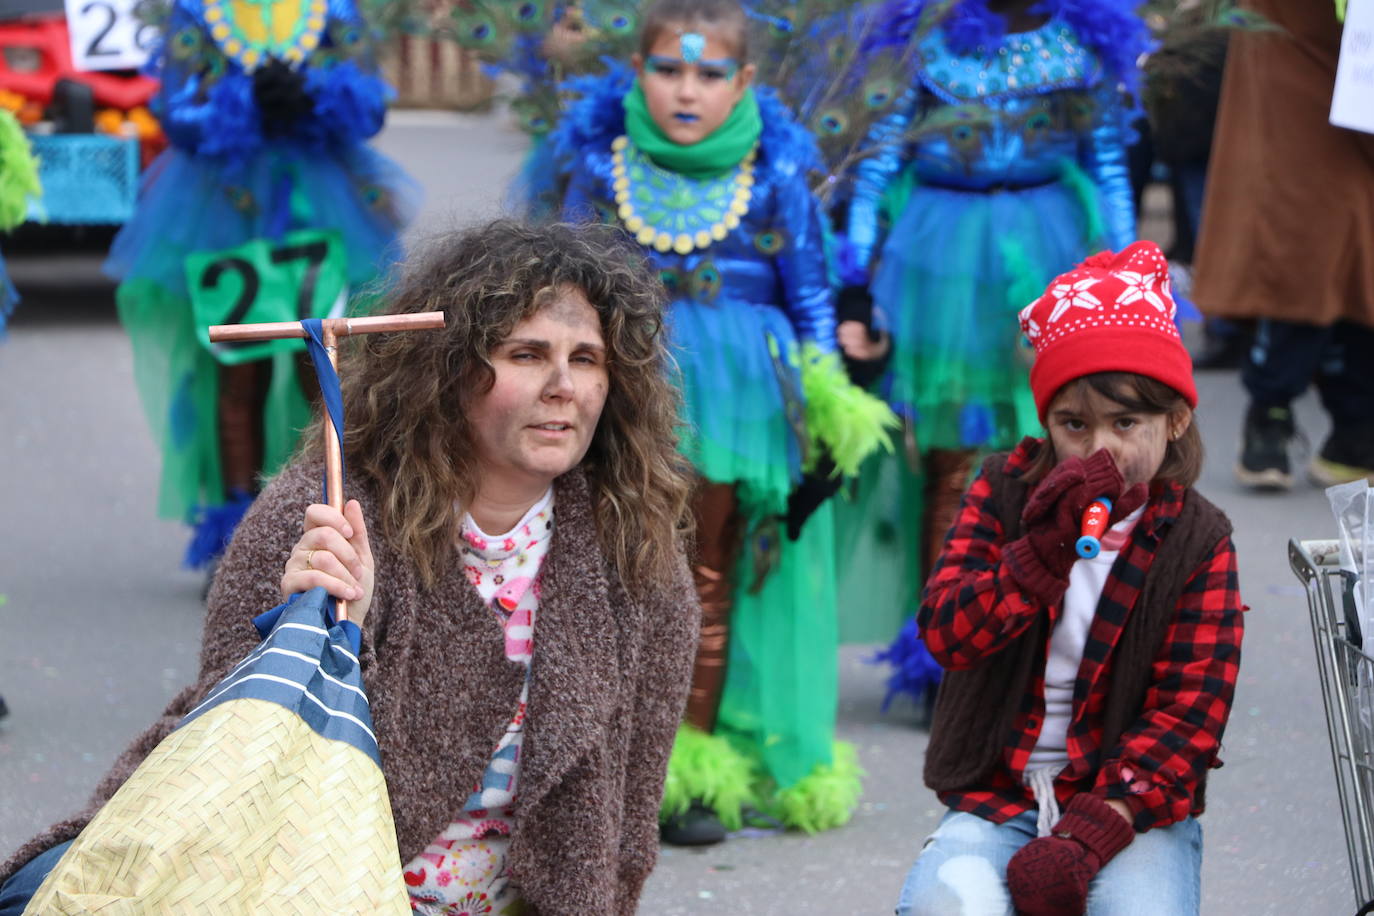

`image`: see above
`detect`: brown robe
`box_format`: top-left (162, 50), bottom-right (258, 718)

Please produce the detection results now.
top-left (1192, 0), bottom-right (1374, 327)
top-left (2, 461), bottom-right (700, 915)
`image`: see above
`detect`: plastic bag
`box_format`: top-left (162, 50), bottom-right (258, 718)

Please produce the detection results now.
top-left (1327, 480), bottom-right (1374, 642)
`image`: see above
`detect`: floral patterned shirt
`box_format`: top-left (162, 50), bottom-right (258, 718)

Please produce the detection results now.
top-left (403, 489), bottom-right (554, 915)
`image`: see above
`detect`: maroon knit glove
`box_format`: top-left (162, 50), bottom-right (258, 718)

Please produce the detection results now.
top-left (1005, 793), bottom-right (1135, 916)
top-left (1004, 450), bottom-right (1138, 605)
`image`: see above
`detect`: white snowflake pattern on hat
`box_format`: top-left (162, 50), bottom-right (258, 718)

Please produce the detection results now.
top-left (1047, 277), bottom-right (1101, 323)
top-left (1113, 270), bottom-right (1171, 315)
top-left (1160, 272), bottom-right (1177, 319)
top-left (1019, 302), bottom-right (1040, 340)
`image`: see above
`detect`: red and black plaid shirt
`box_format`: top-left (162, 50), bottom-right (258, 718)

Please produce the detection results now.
top-left (918, 441), bottom-right (1245, 831)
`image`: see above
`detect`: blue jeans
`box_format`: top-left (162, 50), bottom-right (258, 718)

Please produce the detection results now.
top-left (0, 841), bottom-right (72, 916)
top-left (894, 810), bottom-right (1202, 916)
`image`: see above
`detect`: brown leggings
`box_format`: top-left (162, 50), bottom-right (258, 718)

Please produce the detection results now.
top-left (681, 450), bottom-right (973, 729)
top-left (216, 353), bottom-right (318, 496)
top-left (683, 480), bottom-right (742, 733)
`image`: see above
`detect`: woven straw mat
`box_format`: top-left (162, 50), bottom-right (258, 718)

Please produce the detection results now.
top-left (24, 698), bottom-right (410, 914)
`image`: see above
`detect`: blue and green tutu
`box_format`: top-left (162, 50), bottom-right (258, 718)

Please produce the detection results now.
top-left (874, 173), bottom-right (1105, 451)
top-left (106, 142), bottom-right (419, 562)
top-left (669, 295), bottom-right (803, 518)
top-left (663, 502), bottom-right (864, 834)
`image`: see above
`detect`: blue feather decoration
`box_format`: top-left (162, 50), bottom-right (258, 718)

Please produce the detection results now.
top-left (870, 615), bottom-right (944, 714)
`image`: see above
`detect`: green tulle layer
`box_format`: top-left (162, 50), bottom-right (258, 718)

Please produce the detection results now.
top-left (889, 353), bottom-right (1042, 452)
top-left (717, 502), bottom-right (844, 780)
top-left (116, 278), bottom-right (313, 520)
top-left (832, 438), bottom-right (927, 644)
top-left (684, 436), bottom-right (797, 519)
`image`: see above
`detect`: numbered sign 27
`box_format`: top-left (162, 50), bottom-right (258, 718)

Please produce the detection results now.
top-left (187, 230), bottom-right (349, 365)
top-left (66, 0), bottom-right (158, 72)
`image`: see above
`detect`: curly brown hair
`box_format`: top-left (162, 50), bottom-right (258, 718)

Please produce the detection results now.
top-left (304, 219), bottom-right (694, 593)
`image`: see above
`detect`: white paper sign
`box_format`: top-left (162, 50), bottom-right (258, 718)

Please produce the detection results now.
top-left (65, 0), bottom-right (159, 72)
top-left (1332, 0), bottom-right (1374, 134)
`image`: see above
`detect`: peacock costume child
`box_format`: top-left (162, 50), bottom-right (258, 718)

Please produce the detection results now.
top-left (845, 0), bottom-right (1151, 710)
top-left (555, 64), bottom-right (893, 833)
top-left (0, 109), bottom-right (40, 335)
top-left (105, 0), bottom-right (419, 566)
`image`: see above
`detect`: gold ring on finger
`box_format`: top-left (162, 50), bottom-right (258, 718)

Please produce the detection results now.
top-left (305, 548), bottom-right (318, 571)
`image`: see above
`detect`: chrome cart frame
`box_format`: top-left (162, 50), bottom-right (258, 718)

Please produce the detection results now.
top-left (1290, 538), bottom-right (1374, 916)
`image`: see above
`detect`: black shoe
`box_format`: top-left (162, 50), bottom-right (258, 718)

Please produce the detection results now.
top-left (0, 694), bottom-right (9, 720)
top-left (1310, 425), bottom-right (1374, 487)
top-left (660, 801), bottom-right (727, 846)
top-left (1236, 403), bottom-right (1294, 490)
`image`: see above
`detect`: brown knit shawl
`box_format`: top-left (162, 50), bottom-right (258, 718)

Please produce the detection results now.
top-left (1, 461), bottom-right (700, 915)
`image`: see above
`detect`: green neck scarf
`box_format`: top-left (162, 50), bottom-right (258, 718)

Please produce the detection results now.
top-left (623, 80), bottom-right (762, 180)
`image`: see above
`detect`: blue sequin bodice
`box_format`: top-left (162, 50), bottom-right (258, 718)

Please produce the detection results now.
top-left (846, 18), bottom-right (1136, 269)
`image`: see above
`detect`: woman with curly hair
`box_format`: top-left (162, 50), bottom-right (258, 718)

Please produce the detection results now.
top-left (0, 220), bottom-right (699, 916)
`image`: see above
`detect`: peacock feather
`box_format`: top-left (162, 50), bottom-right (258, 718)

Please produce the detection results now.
top-left (744, 0), bottom-right (994, 200)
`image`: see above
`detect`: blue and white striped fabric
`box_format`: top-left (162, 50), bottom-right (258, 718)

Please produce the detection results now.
top-left (179, 587), bottom-right (380, 765)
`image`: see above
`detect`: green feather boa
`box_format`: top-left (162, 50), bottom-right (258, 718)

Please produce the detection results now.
top-left (660, 728), bottom-right (864, 833)
top-left (0, 111), bottom-right (40, 230)
top-left (799, 344), bottom-right (901, 477)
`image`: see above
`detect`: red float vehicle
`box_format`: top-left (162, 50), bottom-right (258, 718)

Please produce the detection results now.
top-left (0, 0), bottom-right (164, 224)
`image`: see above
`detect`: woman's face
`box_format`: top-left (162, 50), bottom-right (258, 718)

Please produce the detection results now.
top-left (467, 288), bottom-right (610, 496)
top-left (1045, 383), bottom-right (1189, 487)
top-left (634, 26), bottom-right (754, 145)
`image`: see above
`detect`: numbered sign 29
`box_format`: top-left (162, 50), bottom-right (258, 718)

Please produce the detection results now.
top-left (66, 0), bottom-right (158, 71)
top-left (188, 230), bottom-right (349, 365)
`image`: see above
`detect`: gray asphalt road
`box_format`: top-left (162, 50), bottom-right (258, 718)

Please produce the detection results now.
top-left (0, 112), bottom-right (1356, 914)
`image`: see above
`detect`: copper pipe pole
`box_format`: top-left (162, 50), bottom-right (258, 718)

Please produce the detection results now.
top-left (207, 312), bottom-right (445, 343)
top-left (206, 310), bottom-right (447, 623)
top-left (321, 321), bottom-right (348, 621)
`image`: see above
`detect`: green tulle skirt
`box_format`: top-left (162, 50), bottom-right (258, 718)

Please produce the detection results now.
top-left (874, 167), bottom-right (1105, 450)
top-left (116, 278), bottom-right (313, 524)
top-left (663, 502), bottom-right (863, 832)
top-left (831, 437), bottom-right (927, 645)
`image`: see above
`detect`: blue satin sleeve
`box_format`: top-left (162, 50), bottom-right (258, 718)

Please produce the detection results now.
top-left (769, 155), bottom-right (838, 351)
top-left (843, 87), bottom-right (919, 277)
top-left (1079, 87), bottom-right (1137, 252)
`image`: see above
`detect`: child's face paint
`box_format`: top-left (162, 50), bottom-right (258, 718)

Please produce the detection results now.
top-left (1044, 383), bottom-right (1188, 487)
top-left (635, 27), bottom-right (753, 145)
top-left (679, 31), bottom-right (705, 62)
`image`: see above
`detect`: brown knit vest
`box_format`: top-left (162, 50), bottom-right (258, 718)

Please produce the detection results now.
top-left (923, 453), bottom-right (1233, 809)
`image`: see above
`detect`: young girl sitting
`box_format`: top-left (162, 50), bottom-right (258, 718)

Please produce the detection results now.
top-left (896, 241), bottom-right (1244, 916)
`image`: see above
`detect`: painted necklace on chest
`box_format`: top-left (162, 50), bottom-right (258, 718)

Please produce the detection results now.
top-left (611, 135), bottom-right (756, 256)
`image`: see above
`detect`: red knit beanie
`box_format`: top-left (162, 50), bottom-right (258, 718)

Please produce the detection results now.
top-left (1019, 241), bottom-right (1197, 422)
